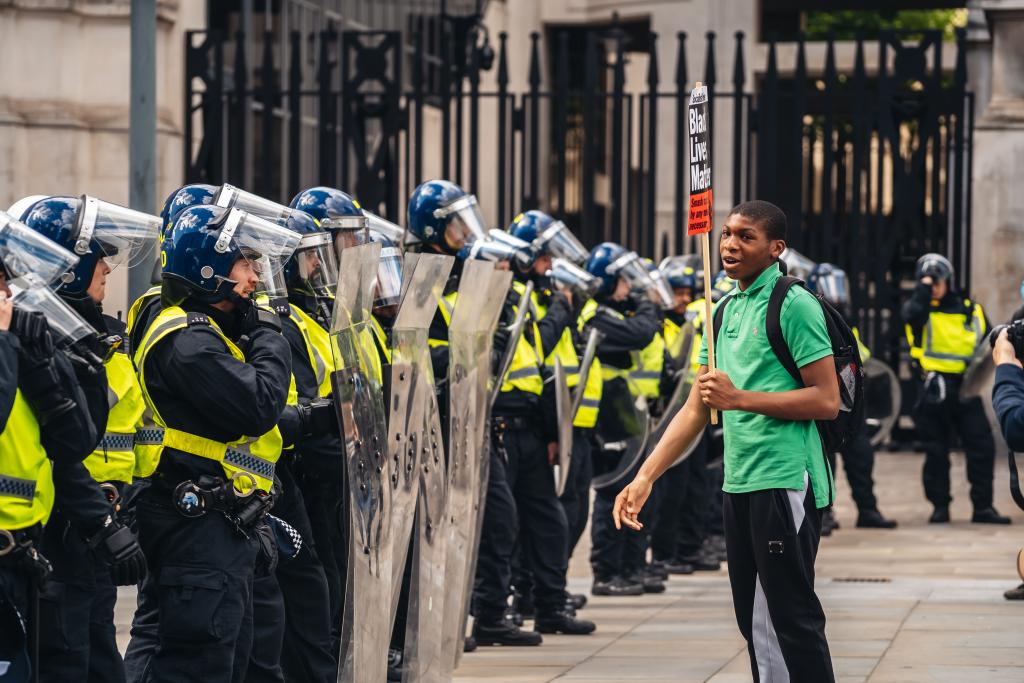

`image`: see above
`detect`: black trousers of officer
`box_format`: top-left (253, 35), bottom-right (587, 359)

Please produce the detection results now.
top-left (915, 383), bottom-right (995, 510)
top-left (37, 507), bottom-right (125, 683)
top-left (827, 428), bottom-right (879, 513)
top-left (559, 430), bottom-right (594, 561)
top-left (474, 420), bottom-right (568, 620)
top-left (590, 455), bottom-right (651, 580)
top-left (724, 476), bottom-right (834, 683)
top-left (0, 527), bottom-right (42, 680)
top-left (133, 484), bottom-right (257, 683)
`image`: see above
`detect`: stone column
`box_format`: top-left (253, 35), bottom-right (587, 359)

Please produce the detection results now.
top-left (971, 0), bottom-right (1024, 323)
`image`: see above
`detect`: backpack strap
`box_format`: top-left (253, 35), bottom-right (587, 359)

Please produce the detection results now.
top-left (765, 276), bottom-right (803, 386)
top-left (711, 296), bottom-right (730, 347)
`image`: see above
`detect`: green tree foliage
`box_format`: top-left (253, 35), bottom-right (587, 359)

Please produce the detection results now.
top-left (805, 9), bottom-right (968, 41)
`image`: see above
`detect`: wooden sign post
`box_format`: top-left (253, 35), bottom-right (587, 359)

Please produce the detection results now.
top-left (687, 82), bottom-right (718, 425)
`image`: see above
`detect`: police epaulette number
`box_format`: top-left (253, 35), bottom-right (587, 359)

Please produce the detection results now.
top-left (186, 312), bottom-right (211, 327)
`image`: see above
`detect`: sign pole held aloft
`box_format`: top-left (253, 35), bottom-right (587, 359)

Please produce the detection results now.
top-left (687, 81), bottom-right (718, 425)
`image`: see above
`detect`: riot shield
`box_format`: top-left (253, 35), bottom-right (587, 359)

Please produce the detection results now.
top-left (439, 262), bottom-right (511, 676)
top-left (330, 242), bottom-right (391, 683)
top-left (553, 357), bottom-right (573, 496)
top-left (571, 327), bottom-right (603, 420)
top-left (591, 381), bottom-right (651, 491)
top-left (380, 252), bottom-right (452, 683)
top-left (488, 280), bottom-right (534, 409)
top-left (863, 357), bottom-right (901, 447)
top-left (959, 341), bottom-right (995, 401)
top-left (664, 320), bottom-right (695, 373)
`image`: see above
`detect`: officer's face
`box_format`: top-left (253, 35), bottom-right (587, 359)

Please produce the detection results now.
top-left (0, 270), bottom-right (9, 297)
top-left (610, 277), bottom-right (631, 301)
top-left (230, 257), bottom-right (261, 299)
top-left (720, 214), bottom-right (784, 288)
top-left (494, 260), bottom-right (510, 271)
top-left (931, 278), bottom-right (948, 300)
top-left (532, 253), bottom-right (552, 278)
top-left (673, 287), bottom-right (693, 312)
top-left (87, 259), bottom-right (112, 303)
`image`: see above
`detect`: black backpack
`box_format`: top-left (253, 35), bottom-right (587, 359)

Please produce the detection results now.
top-left (712, 275), bottom-right (865, 454)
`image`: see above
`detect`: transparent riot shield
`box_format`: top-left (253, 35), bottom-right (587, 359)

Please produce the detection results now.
top-left (959, 341), bottom-right (995, 401)
top-left (330, 242), bottom-right (391, 683)
top-left (383, 253), bottom-right (452, 683)
top-left (863, 358), bottom-right (902, 447)
top-left (438, 262), bottom-right (511, 677)
top-left (553, 358), bottom-right (573, 497)
top-left (591, 381), bottom-right (651, 491)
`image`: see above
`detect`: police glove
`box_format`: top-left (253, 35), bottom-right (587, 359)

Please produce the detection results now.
top-left (63, 333), bottom-right (115, 377)
top-left (297, 398), bottom-right (340, 437)
top-left (9, 309), bottom-right (54, 364)
top-left (253, 521), bottom-right (279, 578)
top-left (88, 515), bottom-right (148, 586)
top-left (241, 303), bottom-right (283, 336)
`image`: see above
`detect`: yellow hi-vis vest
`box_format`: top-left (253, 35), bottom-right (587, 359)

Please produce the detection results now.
top-left (370, 315), bottom-right (392, 365)
top-left (579, 299), bottom-right (659, 398)
top-left (84, 351), bottom-right (144, 484)
top-left (0, 390), bottom-right (54, 530)
top-left (126, 285), bottom-right (162, 335)
top-left (134, 306), bottom-right (284, 493)
top-left (288, 304), bottom-right (336, 399)
top-left (429, 292), bottom-right (457, 349)
top-left (905, 300), bottom-right (986, 375)
top-left (534, 290), bottom-right (602, 428)
top-left (501, 282), bottom-right (544, 396)
top-left (580, 299), bottom-right (629, 383)
top-left (852, 326), bottom-right (871, 363)
top-left (686, 299), bottom-right (707, 381)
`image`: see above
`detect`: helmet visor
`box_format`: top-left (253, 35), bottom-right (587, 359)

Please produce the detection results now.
top-left (374, 244), bottom-right (403, 308)
top-left (8, 274), bottom-right (94, 345)
top-left (294, 231), bottom-right (339, 297)
top-left (459, 235), bottom-right (522, 263)
top-left (607, 251), bottom-right (651, 290)
top-left (646, 266), bottom-right (677, 310)
top-left (816, 268), bottom-right (850, 307)
top-left (536, 221), bottom-right (589, 266)
top-left (487, 229), bottom-right (535, 270)
top-left (219, 209), bottom-right (301, 299)
top-left (0, 211), bottom-right (80, 286)
top-left (546, 257), bottom-right (599, 298)
top-left (214, 184), bottom-right (293, 225)
top-left (77, 196), bottom-right (161, 271)
top-left (434, 194), bottom-right (488, 251)
top-left (364, 212), bottom-right (406, 246)
top-left (779, 247), bottom-right (817, 281)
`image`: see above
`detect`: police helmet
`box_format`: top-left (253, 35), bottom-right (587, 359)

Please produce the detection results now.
top-left (282, 211), bottom-right (339, 298)
top-left (659, 255), bottom-right (700, 291)
top-left (290, 186), bottom-right (366, 230)
top-left (584, 242), bottom-right (628, 298)
top-left (161, 205), bottom-right (300, 305)
top-left (407, 180), bottom-right (487, 253)
top-left (807, 263), bottom-right (850, 308)
top-left (0, 210), bottom-right (80, 286)
top-left (159, 184), bottom-right (216, 239)
top-left (915, 253), bottom-right (953, 283)
top-left (21, 196), bottom-right (161, 296)
top-left (508, 210), bottom-right (555, 249)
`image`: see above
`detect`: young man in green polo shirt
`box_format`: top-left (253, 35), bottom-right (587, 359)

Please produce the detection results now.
top-left (613, 200), bottom-right (839, 682)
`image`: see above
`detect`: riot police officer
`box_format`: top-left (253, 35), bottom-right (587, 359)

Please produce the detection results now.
top-left (127, 204), bottom-right (298, 682)
top-left (0, 212), bottom-right (102, 680)
top-left (902, 254), bottom-right (1009, 524)
top-left (20, 196), bottom-right (157, 683)
top-left (581, 243), bottom-right (662, 596)
top-left (509, 210), bottom-right (600, 613)
top-left (808, 263), bottom-right (896, 530)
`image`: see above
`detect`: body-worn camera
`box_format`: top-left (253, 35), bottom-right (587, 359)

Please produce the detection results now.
top-left (990, 319), bottom-right (1024, 359)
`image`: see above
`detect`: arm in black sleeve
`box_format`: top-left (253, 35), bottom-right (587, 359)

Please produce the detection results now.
top-left (901, 282), bottom-right (932, 328)
top-left (428, 306), bottom-right (450, 382)
top-left (535, 292), bottom-right (572, 357)
top-left (993, 364), bottom-right (1024, 452)
top-left (1010, 304), bottom-right (1024, 324)
top-left (159, 326), bottom-right (293, 437)
top-left (39, 352), bottom-right (99, 463)
top-left (591, 299), bottom-right (661, 355)
top-left (277, 405), bottom-right (302, 449)
top-left (74, 357), bottom-right (110, 450)
top-left (0, 332), bottom-right (19, 431)
top-left (51, 459), bottom-right (113, 537)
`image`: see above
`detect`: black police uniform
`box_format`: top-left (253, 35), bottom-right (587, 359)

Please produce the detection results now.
top-left (585, 295), bottom-right (660, 584)
top-left (131, 299), bottom-right (291, 683)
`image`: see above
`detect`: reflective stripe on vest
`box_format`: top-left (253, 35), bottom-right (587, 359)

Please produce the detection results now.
top-left (502, 283), bottom-right (544, 396)
top-left (429, 293), bottom-right (456, 348)
top-left (288, 304), bottom-right (336, 398)
top-left (629, 332), bottom-right (665, 399)
top-left (370, 315), bottom-right (392, 364)
top-left (580, 299), bottom-right (632, 383)
top-left (134, 306), bottom-right (283, 492)
top-left (0, 389), bottom-right (54, 530)
top-left (853, 326), bottom-right (871, 363)
top-left (126, 286), bottom-right (162, 335)
top-left (84, 351), bottom-right (144, 484)
top-left (906, 301), bottom-right (985, 375)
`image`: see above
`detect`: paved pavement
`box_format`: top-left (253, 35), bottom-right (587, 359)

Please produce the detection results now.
top-left (113, 450), bottom-right (1024, 682)
top-left (452, 451), bottom-right (1024, 682)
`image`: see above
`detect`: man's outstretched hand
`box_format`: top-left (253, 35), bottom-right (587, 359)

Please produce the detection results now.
top-left (612, 475), bottom-right (653, 532)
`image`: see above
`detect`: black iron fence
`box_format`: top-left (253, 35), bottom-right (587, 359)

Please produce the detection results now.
top-left (184, 20), bottom-right (973, 404)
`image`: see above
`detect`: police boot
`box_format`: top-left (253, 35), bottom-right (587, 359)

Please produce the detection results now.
top-left (566, 593), bottom-right (588, 610)
top-left (645, 560), bottom-right (669, 580)
top-left (678, 546), bottom-right (721, 572)
top-left (1004, 583), bottom-right (1024, 601)
top-left (627, 567), bottom-right (666, 594)
top-left (473, 616), bottom-right (543, 646)
top-left (464, 636), bottom-right (478, 653)
top-left (663, 557), bottom-right (695, 575)
top-left (592, 574), bottom-right (643, 597)
top-left (821, 509), bottom-right (839, 535)
top-left (972, 507), bottom-right (1012, 525)
top-left (856, 509), bottom-right (898, 529)
top-left (534, 609), bottom-right (596, 635)
top-left (929, 506), bottom-right (950, 524)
